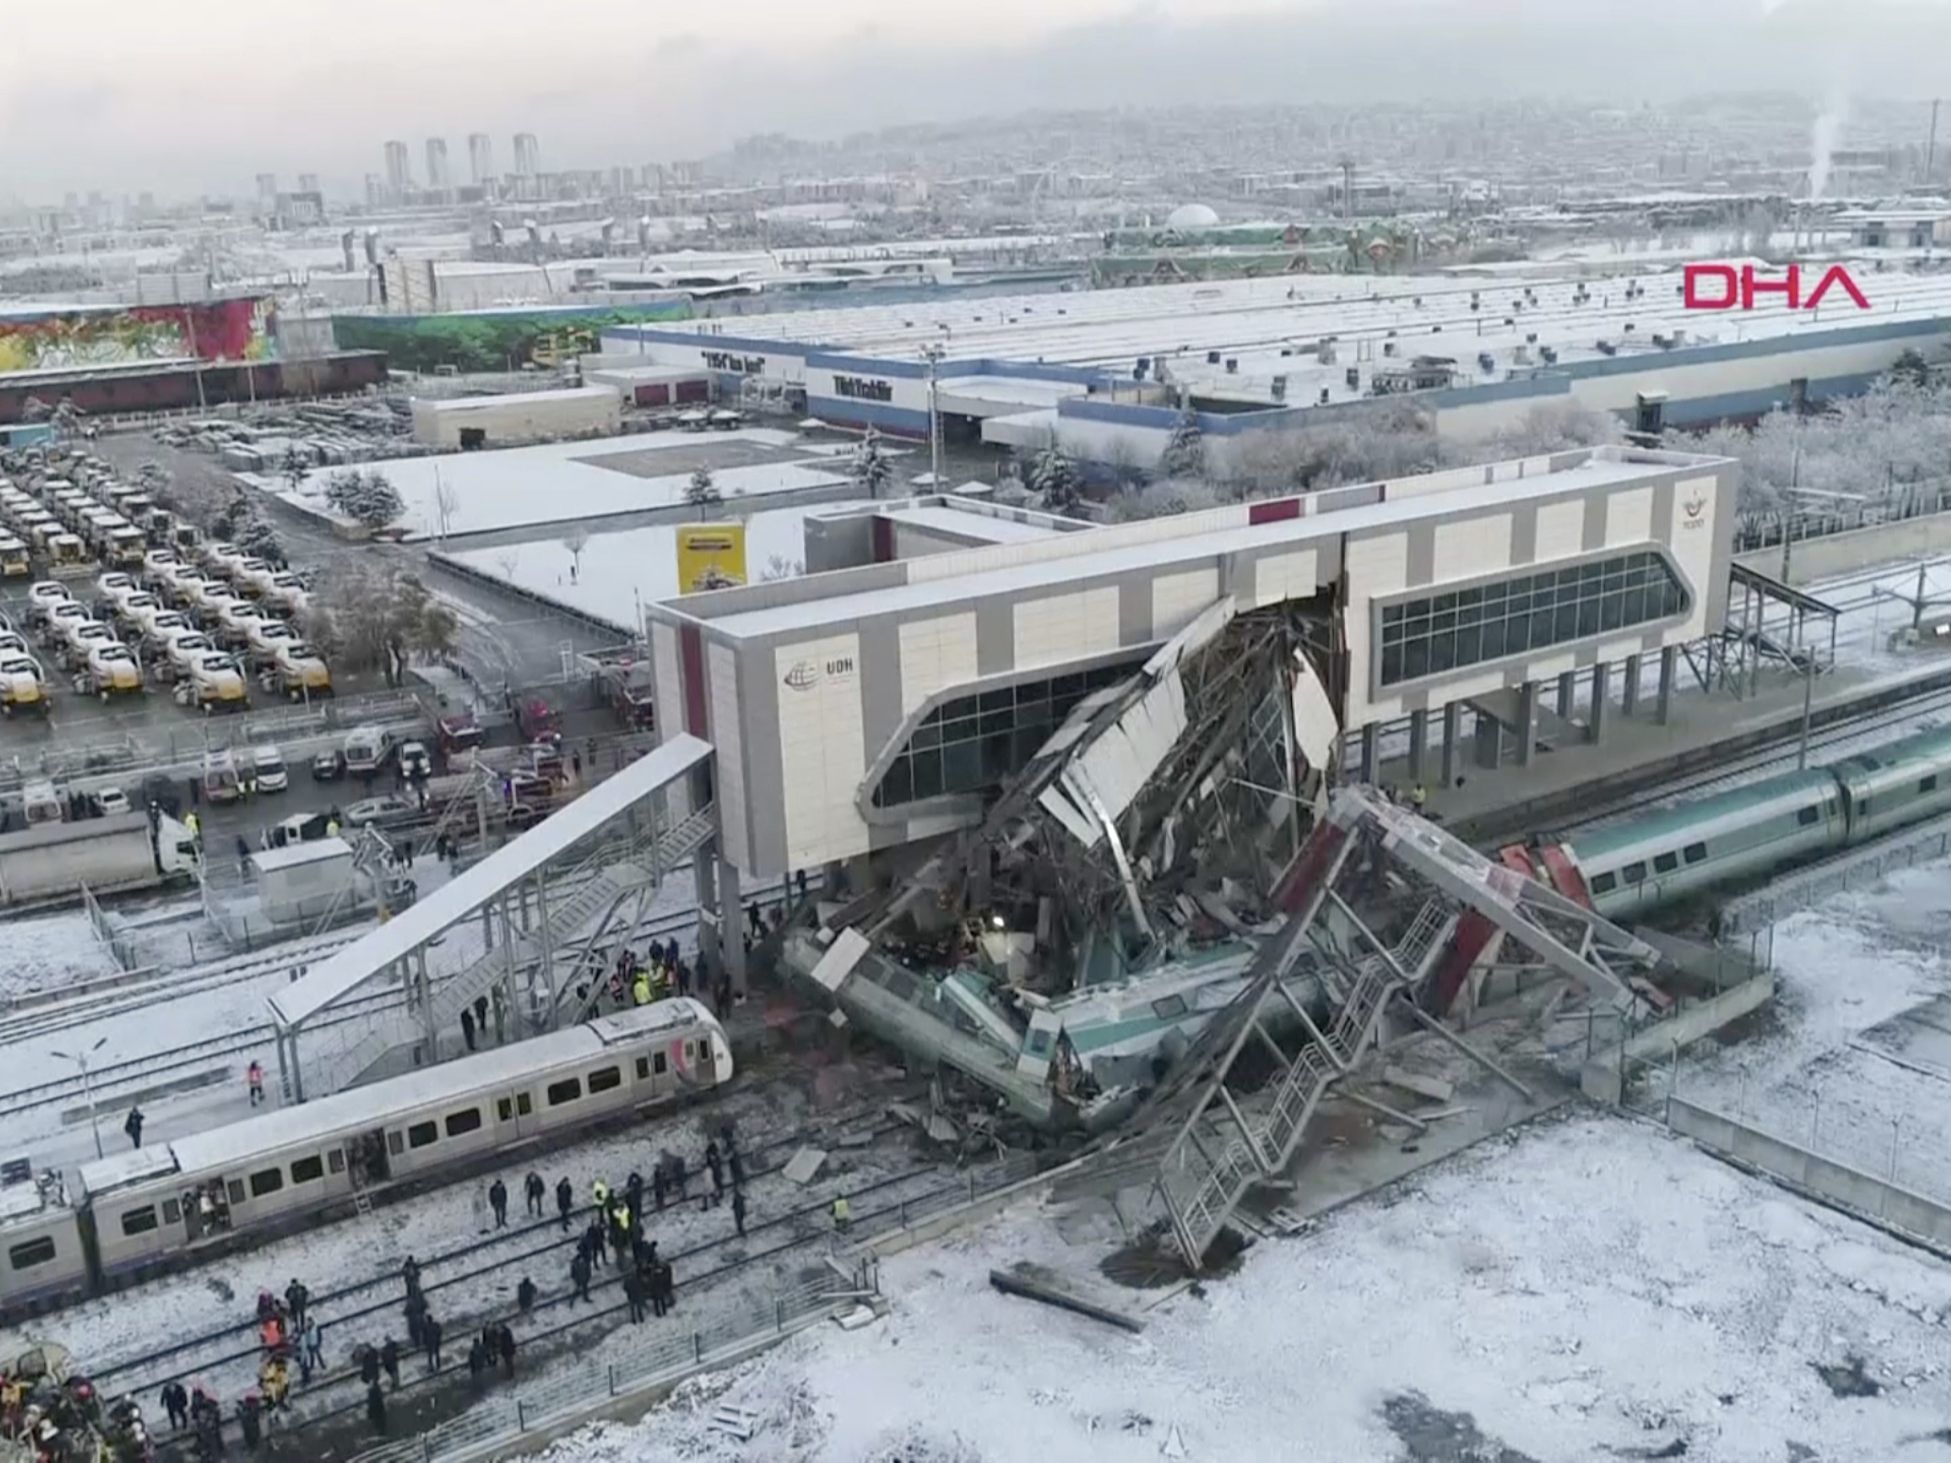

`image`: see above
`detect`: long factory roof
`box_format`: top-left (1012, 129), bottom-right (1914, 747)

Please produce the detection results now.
top-left (618, 266), bottom-right (1951, 406)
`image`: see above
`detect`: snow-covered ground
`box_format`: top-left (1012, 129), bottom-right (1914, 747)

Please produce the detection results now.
top-left (248, 428), bottom-right (851, 539)
top-left (533, 1112), bottom-right (1951, 1463)
top-left (0, 909), bottom-right (121, 1000)
top-left (1674, 859), bottom-right (1951, 1207)
top-left (438, 501), bottom-right (873, 630)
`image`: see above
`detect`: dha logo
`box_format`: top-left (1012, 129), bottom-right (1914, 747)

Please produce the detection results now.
top-left (1682, 263), bottom-right (1870, 312)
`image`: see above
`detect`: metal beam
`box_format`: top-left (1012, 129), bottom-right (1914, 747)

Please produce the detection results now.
top-left (1392, 996), bottom-right (1534, 1100)
top-left (1342, 1087), bottom-right (1429, 1133)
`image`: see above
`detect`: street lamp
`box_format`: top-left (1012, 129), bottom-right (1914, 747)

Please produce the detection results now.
top-left (921, 343), bottom-right (945, 493)
top-left (51, 1036), bottom-right (109, 1161)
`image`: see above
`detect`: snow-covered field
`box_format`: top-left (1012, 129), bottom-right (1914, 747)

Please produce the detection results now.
top-left (533, 1112), bottom-right (1951, 1463)
top-left (251, 428), bottom-right (851, 539)
top-left (1675, 860), bottom-right (1951, 1207)
top-left (0, 909), bottom-right (120, 1000)
top-left (438, 501), bottom-right (873, 630)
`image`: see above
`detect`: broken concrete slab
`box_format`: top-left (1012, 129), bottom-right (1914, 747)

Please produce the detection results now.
top-left (782, 1147), bottom-right (829, 1185)
top-left (1381, 1065), bottom-right (1456, 1103)
top-left (990, 1261), bottom-right (1147, 1333)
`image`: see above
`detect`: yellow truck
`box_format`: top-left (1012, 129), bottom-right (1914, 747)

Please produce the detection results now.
top-left (0, 652), bottom-right (47, 717)
top-left (0, 535), bottom-right (29, 578)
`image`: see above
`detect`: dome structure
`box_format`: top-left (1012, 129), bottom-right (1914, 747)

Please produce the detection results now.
top-left (1165, 203), bottom-right (1219, 230)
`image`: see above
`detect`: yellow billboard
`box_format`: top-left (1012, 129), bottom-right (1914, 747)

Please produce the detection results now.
top-left (676, 522), bottom-right (748, 593)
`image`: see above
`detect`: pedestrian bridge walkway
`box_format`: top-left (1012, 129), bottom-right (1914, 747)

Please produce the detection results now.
top-left (270, 734), bottom-right (716, 1101)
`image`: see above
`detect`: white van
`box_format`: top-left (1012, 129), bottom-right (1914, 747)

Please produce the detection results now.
top-left (343, 724), bottom-right (396, 775)
top-left (251, 745), bottom-right (289, 793)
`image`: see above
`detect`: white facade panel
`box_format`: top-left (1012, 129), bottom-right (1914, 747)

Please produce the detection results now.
top-left (1151, 567), bottom-right (1219, 639)
top-left (1432, 512), bottom-right (1511, 582)
top-left (897, 612), bottom-right (979, 716)
top-left (1534, 499), bottom-right (1585, 561)
top-left (650, 622), bottom-right (682, 741)
top-left (774, 634), bottom-right (868, 868)
top-left (1252, 547), bottom-right (1321, 608)
top-left (1013, 586), bottom-right (1120, 669)
top-left (1664, 474), bottom-right (1719, 641)
top-left (707, 641), bottom-right (750, 871)
top-left (1606, 487), bottom-right (1653, 545)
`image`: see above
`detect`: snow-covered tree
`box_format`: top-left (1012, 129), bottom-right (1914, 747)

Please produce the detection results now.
top-left (851, 428), bottom-right (893, 499)
top-left (234, 506), bottom-right (284, 565)
top-left (1158, 409), bottom-right (1207, 480)
top-left (1030, 446), bottom-right (1083, 513)
top-left (560, 527), bottom-right (590, 580)
top-left (685, 468), bottom-right (722, 516)
top-left (324, 468), bottom-right (405, 532)
top-left (280, 444), bottom-right (309, 494)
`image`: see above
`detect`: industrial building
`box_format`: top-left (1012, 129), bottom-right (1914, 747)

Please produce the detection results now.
top-left (644, 442), bottom-right (1734, 883)
top-left (598, 266), bottom-right (1951, 471)
top-left (409, 384), bottom-right (621, 448)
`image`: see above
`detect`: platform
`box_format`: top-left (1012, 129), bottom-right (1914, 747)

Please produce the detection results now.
top-left (1388, 655), bottom-right (1951, 843)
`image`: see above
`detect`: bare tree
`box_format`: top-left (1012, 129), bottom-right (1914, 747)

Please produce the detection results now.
top-left (560, 527), bottom-right (590, 583)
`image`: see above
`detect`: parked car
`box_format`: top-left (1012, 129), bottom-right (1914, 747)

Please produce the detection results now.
top-left (398, 741), bottom-right (432, 780)
top-left (342, 794), bottom-right (418, 829)
top-left (269, 811), bottom-right (333, 847)
top-left (251, 745), bottom-right (289, 793)
top-left (93, 786), bottom-right (131, 816)
top-left (311, 747), bottom-right (348, 782)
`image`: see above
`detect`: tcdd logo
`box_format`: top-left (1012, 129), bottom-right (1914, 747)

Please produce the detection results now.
top-left (1683, 263), bottom-right (1870, 312)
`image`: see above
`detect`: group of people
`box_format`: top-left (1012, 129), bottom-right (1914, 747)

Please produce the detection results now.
top-left (572, 936), bottom-right (738, 1023)
top-left (3, 1353), bottom-right (141, 1461)
top-left (458, 989), bottom-right (506, 1052)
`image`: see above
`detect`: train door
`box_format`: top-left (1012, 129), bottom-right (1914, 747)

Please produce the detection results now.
top-left (181, 1178), bottom-right (235, 1242)
top-left (351, 1130), bottom-right (391, 1189)
top-left (494, 1089), bottom-right (533, 1139)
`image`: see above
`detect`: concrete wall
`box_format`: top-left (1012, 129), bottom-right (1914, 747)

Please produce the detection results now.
top-left (409, 387), bottom-right (621, 447)
top-left (1579, 971), bottom-right (1776, 1104)
top-left (1667, 1097), bottom-right (1951, 1249)
top-left (1736, 509), bottom-right (1951, 586)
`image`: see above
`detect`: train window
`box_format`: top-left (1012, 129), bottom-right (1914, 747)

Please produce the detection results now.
top-left (407, 1121), bottom-right (438, 1149)
top-left (495, 1094), bottom-right (535, 1121)
top-left (227, 1180), bottom-right (246, 1206)
top-left (162, 1199), bottom-right (181, 1225)
top-left (1797, 806), bottom-right (1819, 826)
top-left (120, 1206), bottom-right (159, 1237)
top-left (683, 1040), bottom-right (696, 1062)
top-left (249, 1168), bottom-right (283, 1198)
top-left (328, 1150), bottom-right (346, 1175)
top-left (1857, 800), bottom-right (1869, 818)
top-left (497, 1098), bottom-right (512, 1122)
top-left (636, 1057), bottom-right (649, 1081)
top-left (518, 1093), bottom-right (532, 1116)
top-left (547, 1078), bottom-right (582, 1106)
top-left (9, 1238), bottom-right (56, 1270)
top-left (1922, 775), bottom-right (1940, 794)
top-left (1622, 862), bottom-right (1647, 885)
top-left (445, 1108), bottom-right (482, 1138)
top-left (587, 1067), bottom-right (621, 1095)
top-left (291, 1157), bottom-right (324, 1184)
top-left (387, 1131), bottom-right (404, 1157)
top-left (1653, 852), bottom-right (1678, 874)
top-left (653, 1052), bottom-right (668, 1075)
top-left (1683, 843), bottom-right (1707, 865)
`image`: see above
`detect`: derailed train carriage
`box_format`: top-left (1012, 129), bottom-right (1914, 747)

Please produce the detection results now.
top-left (1504, 723), bottom-right (1951, 921)
top-left (0, 999), bottom-right (732, 1321)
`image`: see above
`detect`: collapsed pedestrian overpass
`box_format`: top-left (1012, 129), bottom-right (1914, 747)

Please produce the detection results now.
top-left (268, 734), bottom-right (727, 1101)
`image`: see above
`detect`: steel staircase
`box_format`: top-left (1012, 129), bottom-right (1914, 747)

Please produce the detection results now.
top-left (1156, 899), bottom-right (1452, 1268)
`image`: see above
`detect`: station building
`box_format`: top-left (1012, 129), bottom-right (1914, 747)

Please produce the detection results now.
top-left (644, 442), bottom-right (1737, 883)
top-left (598, 267), bottom-right (1951, 474)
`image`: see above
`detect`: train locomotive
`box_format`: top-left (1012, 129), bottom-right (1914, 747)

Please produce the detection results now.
top-left (0, 999), bottom-right (732, 1321)
top-left (1502, 723), bottom-right (1951, 921)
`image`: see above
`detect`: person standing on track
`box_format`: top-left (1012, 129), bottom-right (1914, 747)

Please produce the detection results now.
top-left (423, 1314), bottom-right (443, 1372)
top-left (555, 1176), bottom-right (573, 1231)
top-left (733, 1188), bottom-right (748, 1237)
top-left (365, 1379), bottom-right (387, 1435)
top-left (460, 1006), bottom-right (477, 1052)
top-left (488, 1178), bottom-right (508, 1228)
top-left (246, 1060), bottom-right (265, 1106)
top-left (380, 1337), bottom-right (400, 1390)
top-left (524, 1171), bottom-right (544, 1218)
top-left (124, 1107), bottom-right (143, 1148)
top-left (284, 1279), bottom-right (308, 1331)
top-left (570, 1249), bottom-right (592, 1304)
top-left (303, 1319), bottom-right (323, 1376)
top-left (705, 1142), bottom-right (724, 1206)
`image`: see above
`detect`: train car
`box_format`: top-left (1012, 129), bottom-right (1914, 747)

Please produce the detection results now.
top-left (0, 1177), bottom-right (91, 1317)
top-left (65, 1000), bottom-right (730, 1293)
top-left (1827, 723), bottom-right (1951, 843)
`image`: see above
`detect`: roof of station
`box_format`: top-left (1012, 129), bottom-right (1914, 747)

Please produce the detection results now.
top-left (662, 445), bottom-right (1719, 644)
top-left (269, 733), bottom-right (712, 1031)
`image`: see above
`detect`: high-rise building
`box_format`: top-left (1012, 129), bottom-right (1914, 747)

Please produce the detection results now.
top-left (513, 132), bottom-right (540, 177)
top-left (383, 140), bottom-right (412, 195)
top-left (365, 173), bottom-right (384, 210)
top-left (297, 172), bottom-right (321, 196)
top-left (468, 133), bottom-right (494, 185)
top-left (425, 137), bottom-right (449, 191)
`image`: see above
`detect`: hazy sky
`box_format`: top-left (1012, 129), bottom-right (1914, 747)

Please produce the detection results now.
top-left (2, 0), bottom-right (1945, 198)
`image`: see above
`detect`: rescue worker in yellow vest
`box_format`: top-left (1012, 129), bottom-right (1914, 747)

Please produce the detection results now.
top-left (632, 969), bottom-right (652, 1007)
top-left (609, 1199), bottom-right (632, 1250)
top-left (831, 1195), bottom-right (851, 1233)
top-left (1410, 783), bottom-right (1428, 812)
top-left (592, 1178), bottom-right (610, 1213)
